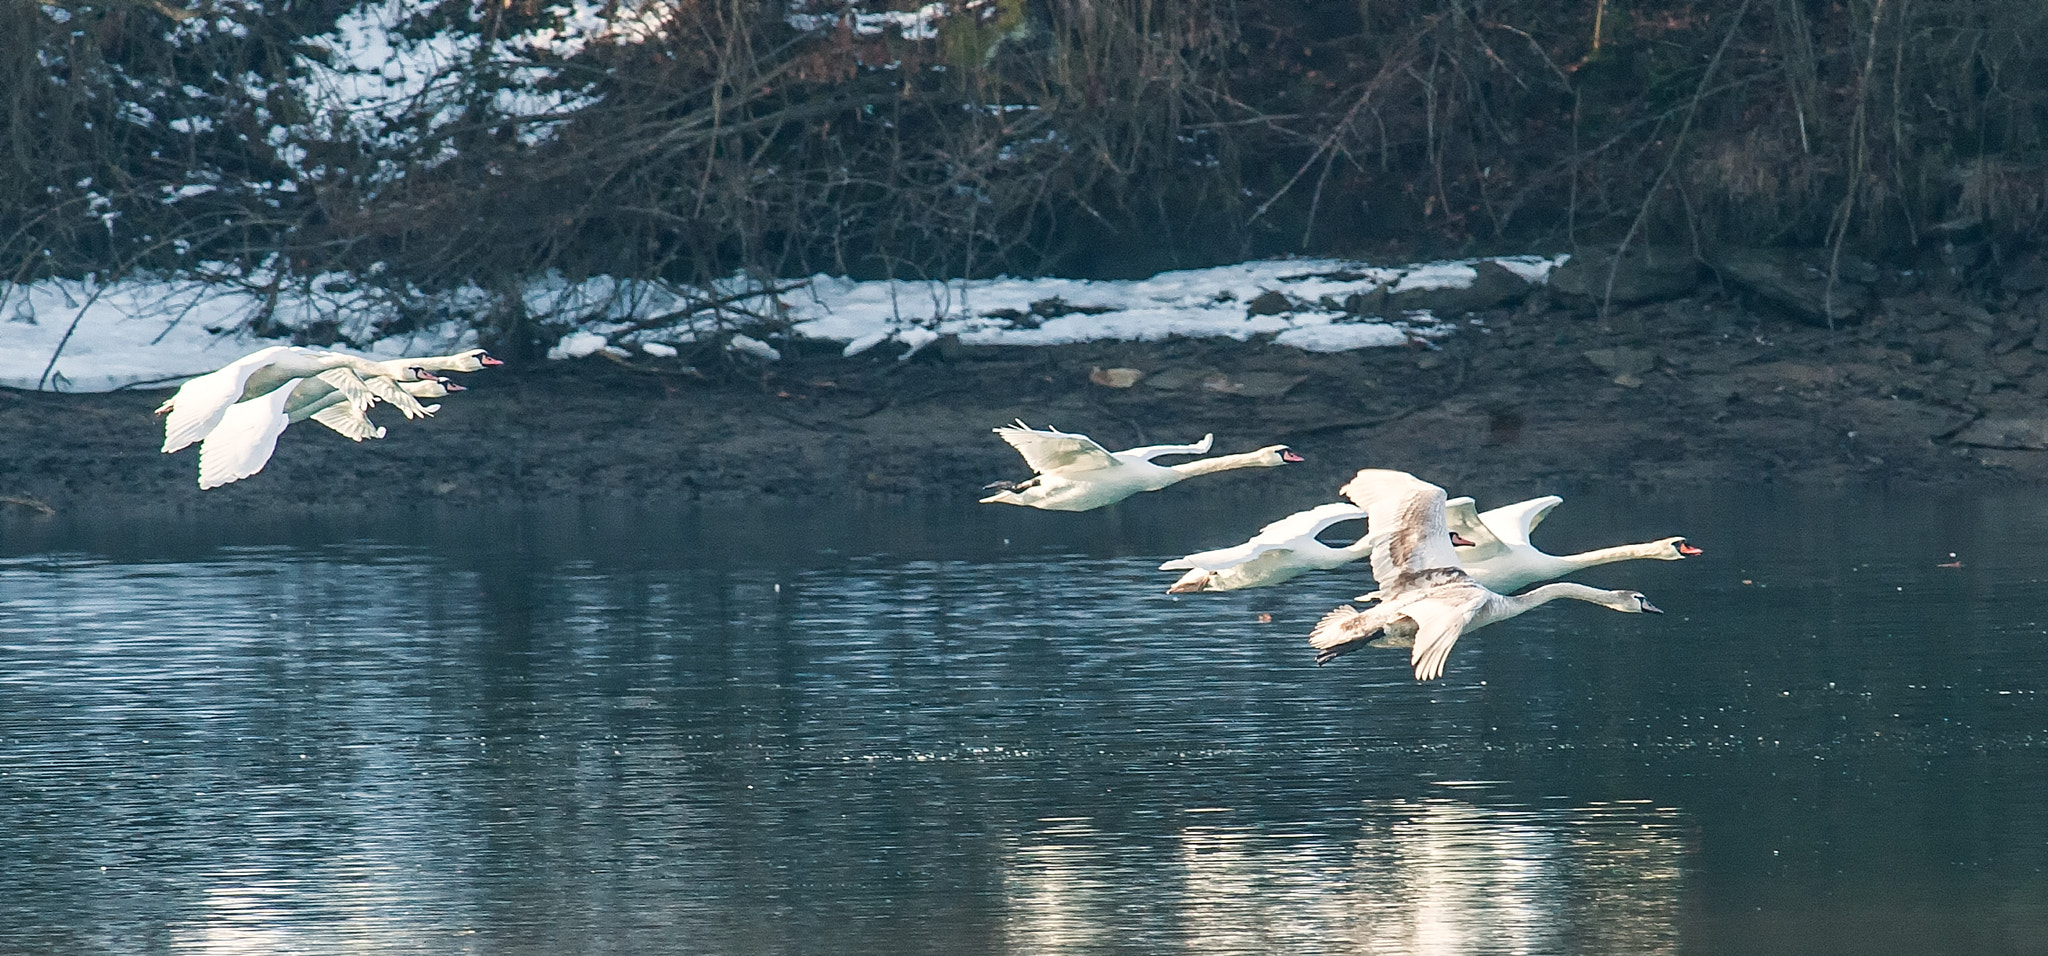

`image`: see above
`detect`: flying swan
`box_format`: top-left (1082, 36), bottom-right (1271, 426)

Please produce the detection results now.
top-left (1443, 494), bottom-right (1700, 593)
top-left (1309, 469), bottom-right (1663, 681)
top-left (193, 374), bottom-right (465, 489)
top-left (1159, 502), bottom-right (1371, 592)
top-left (980, 420), bottom-right (1302, 512)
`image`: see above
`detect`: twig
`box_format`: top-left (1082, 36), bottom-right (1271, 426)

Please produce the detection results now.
top-left (1824, 0), bottom-right (1892, 332)
top-left (1601, 0), bottom-right (1755, 318)
top-left (0, 494), bottom-right (56, 516)
top-left (36, 276), bottom-right (116, 391)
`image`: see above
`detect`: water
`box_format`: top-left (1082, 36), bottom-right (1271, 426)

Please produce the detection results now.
top-left (3, 490), bottom-right (2046, 955)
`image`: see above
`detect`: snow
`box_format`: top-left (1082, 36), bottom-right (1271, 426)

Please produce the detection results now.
top-left (0, 255), bottom-right (1562, 392)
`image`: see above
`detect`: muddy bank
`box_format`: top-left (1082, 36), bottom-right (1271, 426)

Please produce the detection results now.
top-left (6, 291), bottom-right (2048, 517)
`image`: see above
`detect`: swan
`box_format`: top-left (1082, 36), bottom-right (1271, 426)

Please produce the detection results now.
top-left (1309, 469), bottom-right (1662, 681)
top-left (293, 376), bottom-right (464, 442)
top-left (1444, 494), bottom-right (1701, 593)
top-left (155, 347), bottom-right (450, 453)
top-left (1159, 502), bottom-right (1371, 592)
top-left (980, 420), bottom-right (1303, 512)
top-left (193, 375), bottom-right (464, 489)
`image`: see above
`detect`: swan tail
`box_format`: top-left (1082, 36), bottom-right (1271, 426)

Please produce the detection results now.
top-left (1309, 604), bottom-right (1380, 665)
top-left (1165, 569), bottom-right (1213, 593)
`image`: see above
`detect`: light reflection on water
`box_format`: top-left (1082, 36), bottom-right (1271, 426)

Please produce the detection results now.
top-left (3, 489), bottom-right (2048, 954)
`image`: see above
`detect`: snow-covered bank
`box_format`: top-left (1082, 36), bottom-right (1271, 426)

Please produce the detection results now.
top-left (0, 256), bottom-right (1561, 392)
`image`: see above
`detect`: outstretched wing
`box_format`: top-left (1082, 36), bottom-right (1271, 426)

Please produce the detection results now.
top-left (1121, 433), bottom-right (1214, 462)
top-left (1160, 502), bottom-right (1366, 571)
top-left (158, 346), bottom-right (294, 454)
top-left (1476, 495), bottom-right (1564, 547)
top-left (1338, 469), bottom-right (1465, 591)
top-left (1161, 538), bottom-right (1284, 572)
top-left (308, 402), bottom-right (388, 442)
top-left (993, 421), bottom-right (1118, 474)
top-left (1408, 586), bottom-right (1489, 681)
top-left (1444, 496), bottom-right (1510, 563)
top-left (356, 373), bottom-right (433, 420)
top-left (195, 378), bottom-right (301, 489)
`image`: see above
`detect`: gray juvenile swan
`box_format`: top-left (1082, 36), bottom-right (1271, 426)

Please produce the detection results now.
top-left (1309, 469), bottom-right (1663, 681)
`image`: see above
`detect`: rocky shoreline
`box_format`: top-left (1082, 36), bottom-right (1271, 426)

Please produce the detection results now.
top-left (7, 259), bottom-right (2048, 517)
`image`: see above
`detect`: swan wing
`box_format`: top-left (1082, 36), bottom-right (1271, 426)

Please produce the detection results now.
top-left (994, 421), bottom-right (1118, 474)
top-left (1409, 587), bottom-right (1488, 681)
top-left (1160, 502), bottom-right (1364, 571)
top-left (356, 373), bottom-right (433, 419)
top-left (1256, 501), bottom-right (1369, 542)
top-left (1443, 496), bottom-right (1510, 563)
top-left (309, 367), bottom-right (378, 411)
top-left (195, 379), bottom-right (301, 489)
top-left (1122, 433), bottom-right (1215, 461)
top-left (1339, 469), bottom-right (1465, 588)
top-left (308, 401), bottom-right (388, 442)
top-left (1477, 495), bottom-right (1564, 547)
top-left (158, 346), bottom-right (295, 453)
top-left (1160, 538), bottom-right (1287, 572)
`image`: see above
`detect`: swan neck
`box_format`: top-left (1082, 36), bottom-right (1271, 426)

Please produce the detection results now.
top-left (1507, 581), bottom-right (1610, 611)
top-left (1169, 451), bottom-right (1273, 477)
top-left (1556, 541), bottom-right (1667, 568)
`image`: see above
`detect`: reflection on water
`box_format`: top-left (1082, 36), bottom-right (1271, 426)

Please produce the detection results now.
top-left (3, 489), bottom-right (2048, 954)
top-left (1002, 795), bottom-right (1684, 955)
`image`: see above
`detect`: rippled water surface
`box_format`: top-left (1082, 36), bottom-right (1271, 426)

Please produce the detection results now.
top-left (4, 490), bottom-right (2047, 954)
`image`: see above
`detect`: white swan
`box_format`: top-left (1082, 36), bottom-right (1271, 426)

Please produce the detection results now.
top-left (1309, 469), bottom-right (1662, 681)
top-left (193, 376), bottom-right (463, 489)
top-left (292, 376), bottom-right (464, 443)
top-left (1159, 502), bottom-right (1370, 592)
top-left (980, 420), bottom-right (1303, 512)
top-left (155, 347), bottom-right (451, 453)
top-left (1444, 494), bottom-right (1701, 593)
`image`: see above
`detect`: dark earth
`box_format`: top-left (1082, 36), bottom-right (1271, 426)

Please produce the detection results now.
top-left (9, 273), bottom-right (2048, 521)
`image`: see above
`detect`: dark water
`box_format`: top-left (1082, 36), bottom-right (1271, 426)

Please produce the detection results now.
top-left (3, 489), bottom-right (2046, 955)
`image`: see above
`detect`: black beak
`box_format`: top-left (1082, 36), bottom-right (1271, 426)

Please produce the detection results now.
top-left (1639, 599), bottom-right (1664, 614)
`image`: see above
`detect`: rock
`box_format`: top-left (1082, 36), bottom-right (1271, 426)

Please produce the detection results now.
top-left (1140, 367), bottom-right (1304, 398)
top-left (1547, 246), bottom-right (1701, 307)
top-left (1198, 371), bottom-right (1308, 398)
top-left (1088, 366), bottom-right (1144, 388)
top-left (2002, 253), bottom-right (2048, 294)
top-left (1710, 248), bottom-right (1873, 326)
top-left (1245, 290), bottom-right (1295, 316)
top-left (1927, 294), bottom-right (1994, 327)
top-left (1342, 287), bottom-right (1388, 316)
top-left (1142, 366), bottom-right (1219, 391)
top-left (1583, 346), bottom-right (1658, 380)
top-left (1383, 260), bottom-right (1533, 314)
top-left (1954, 416), bottom-right (2048, 450)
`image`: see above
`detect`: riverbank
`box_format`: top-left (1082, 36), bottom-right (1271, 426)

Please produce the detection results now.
top-left (5, 289), bottom-right (2048, 517)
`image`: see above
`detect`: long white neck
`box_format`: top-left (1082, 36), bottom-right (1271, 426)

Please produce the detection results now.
top-left (1495, 581), bottom-right (1622, 619)
top-left (1168, 451), bottom-right (1277, 477)
top-left (1551, 540), bottom-right (1676, 571)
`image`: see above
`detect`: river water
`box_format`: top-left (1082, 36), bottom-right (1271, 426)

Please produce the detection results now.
top-left (2, 489), bottom-right (2045, 954)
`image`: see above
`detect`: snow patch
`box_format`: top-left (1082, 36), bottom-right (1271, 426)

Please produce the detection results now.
top-left (0, 255), bottom-right (1562, 392)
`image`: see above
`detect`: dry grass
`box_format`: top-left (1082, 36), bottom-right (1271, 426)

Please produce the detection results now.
top-left (6, 0), bottom-right (2048, 350)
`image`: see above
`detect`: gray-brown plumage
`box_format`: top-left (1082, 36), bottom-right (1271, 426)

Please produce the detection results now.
top-left (1309, 469), bottom-right (1663, 680)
